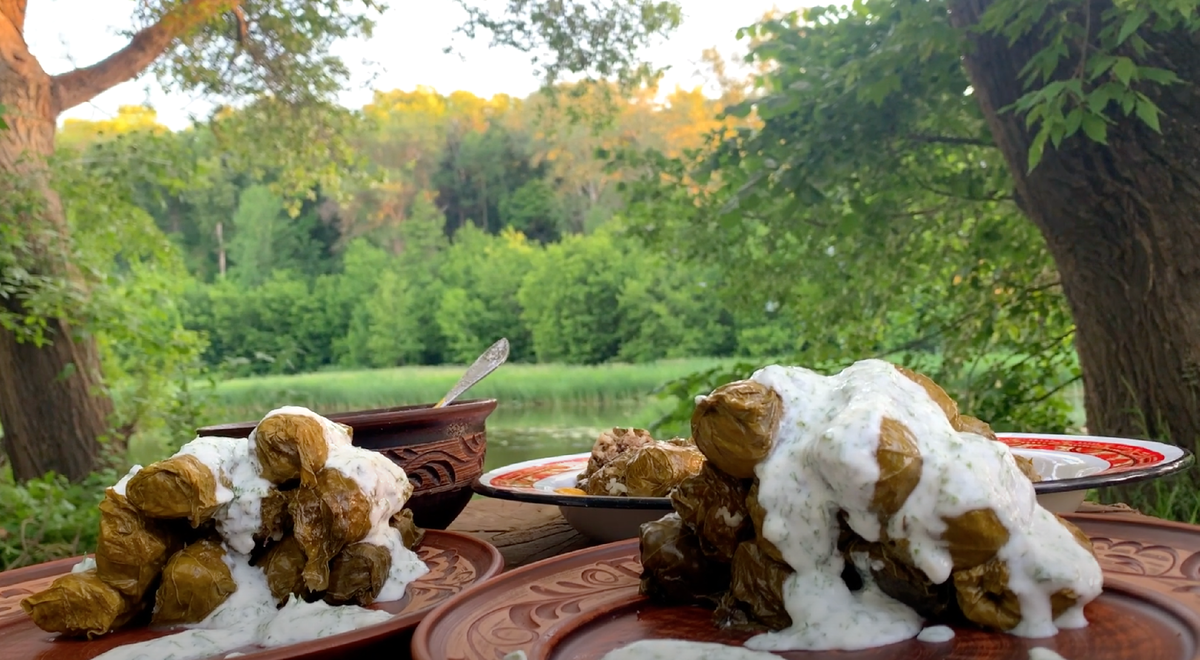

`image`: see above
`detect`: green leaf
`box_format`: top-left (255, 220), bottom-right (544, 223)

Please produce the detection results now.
top-left (1134, 95), bottom-right (1163, 132)
top-left (1028, 128), bottom-right (1049, 172)
top-left (1112, 57), bottom-right (1137, 85)
top-left (1086, 54), bottom-right (1117, 81)
top-left (1129, 34), bottom-right (1149, 57)
top-left (1063, 107), bottom-right (1084, 136)
top-left (1086, 83), bottom-right (1118, 112)
top-left (1117, 8), bottom-right (1150, 45)
top-left (1121, 92), bottom-right (1137, 114)
top-left (1081, 112), bottom-right (1108, 144)
top-left (1139, 67), bottom-right (1180, 85)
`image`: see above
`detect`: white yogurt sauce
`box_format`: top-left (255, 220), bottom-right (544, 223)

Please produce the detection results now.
top-left (258, 594), bottom-right (392, 648)
top-left (375, 525), bottom-right (431, 602)
top-left (916, 625), bottom-right (955, 643)
top-left (1029, 648), bottom-right (1069, 660)
top-left (72, 556), bottom-right (97, 573)
top-left (111, 465), bottom-right (142, 496)
top-left (176, 436), bottom-right (240, 505)
top-left (213, 437), bottom-right (274, 555)
top-left (325, 443), bottom-right (415, 534)
top-left (253, 406), bottom-right (354, 448)
top-left (737, 360), bottom-right (1102, 651)
top-left (93, 408), bottom-right (425, 660)
top-left (600, 640), bottom-right (781, 659)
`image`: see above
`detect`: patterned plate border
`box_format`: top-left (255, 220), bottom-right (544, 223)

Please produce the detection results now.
top-left (0, 530), bottom-right (504, 660)
top-left (473, 434), bottom-right (1194, 507)
top-left (411, 513), bottom-right (1200, 660)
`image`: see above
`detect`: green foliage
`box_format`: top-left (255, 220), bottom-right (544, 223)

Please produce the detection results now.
top-left (975, 0), bottom-right (1199, 169)
top-left (147, 0), bottom-right (385, 103)
top-left (47, 129), bottom-right (213, 457)
top-left (517, 231), bottom-right (636, 364)
top-left (0, 468), bottom-right (116, 571)
top-left (499, 179), bottom-right (565, 242)
top-left (229, 185), bottom-right (288, 286)
top-left (436, 226), bottom-right (540, 363)
top-left (615, 254), bottom-right (737, 362)
top-left (452, 0), bottom-right (683, 90)
top-left (620, 5), bottom-right (1081, 435)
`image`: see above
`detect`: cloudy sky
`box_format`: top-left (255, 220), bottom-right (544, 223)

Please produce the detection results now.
top-left (24, 1), bottom-right (802, 129)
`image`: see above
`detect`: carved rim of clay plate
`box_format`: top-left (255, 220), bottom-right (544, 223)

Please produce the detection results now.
top-left (412, 513), bottom-right (1200, 660)
top-left (0, 530), bottom-right (503, 660)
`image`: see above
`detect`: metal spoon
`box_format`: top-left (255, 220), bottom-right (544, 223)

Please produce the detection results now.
top-left (432, 338), bottom-right (510, 408)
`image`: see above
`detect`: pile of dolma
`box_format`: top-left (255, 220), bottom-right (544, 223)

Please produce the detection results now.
top-left (638, 364), bottom-right (1089, 635)
top-left (21, 410), bottom-right (426, 640)
top-left (573, 427), bottom-right (705, 497)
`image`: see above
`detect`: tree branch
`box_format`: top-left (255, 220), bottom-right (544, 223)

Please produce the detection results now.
top-left (50, 0), bottom-right (234, 114)
top-left (0, 0), bottom-right (26, 35)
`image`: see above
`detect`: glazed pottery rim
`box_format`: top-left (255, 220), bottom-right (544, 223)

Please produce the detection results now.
top-left (0, 530), bottom-right (505, 660)
top-left (196, 398), bottom-right (499, 435)
top-left (410, 514), bottom-right (1200, 660)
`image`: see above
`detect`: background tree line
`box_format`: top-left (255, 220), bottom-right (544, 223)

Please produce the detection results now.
top-left (53, 81), bottom-right (764, 374)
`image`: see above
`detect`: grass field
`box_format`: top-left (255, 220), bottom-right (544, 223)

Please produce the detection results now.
top-left (198, 358), bottom-right (738, 426)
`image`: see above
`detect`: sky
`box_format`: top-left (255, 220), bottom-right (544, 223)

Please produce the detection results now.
top-left (24, 1), bottom-right (802, 130)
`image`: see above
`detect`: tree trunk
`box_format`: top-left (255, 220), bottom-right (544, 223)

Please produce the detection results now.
top-left (948, 1), bottom-right (1200, 453)
top-left (0, 50), bottom-right (111, 482)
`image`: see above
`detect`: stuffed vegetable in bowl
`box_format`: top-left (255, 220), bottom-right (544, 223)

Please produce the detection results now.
top-left (474, 428), bottom-right (706, 543)
top-left (14, 406), bottom-right (492, 660)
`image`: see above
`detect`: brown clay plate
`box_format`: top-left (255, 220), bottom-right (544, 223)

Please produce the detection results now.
top-left (0, 530), bottom-right (503, 660)
top-left (411, 514), bottom-right (1200, 660)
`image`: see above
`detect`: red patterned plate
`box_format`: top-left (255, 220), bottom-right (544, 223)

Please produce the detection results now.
top-left (411, 514), bottom-right (1200, 660)
top-left (0, 530), bottom-right (503, 660)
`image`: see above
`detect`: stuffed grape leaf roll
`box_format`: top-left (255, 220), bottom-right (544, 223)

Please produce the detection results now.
top-left (289, 467), bottom-right (372, 592)
top-left (324, 542), bottom-right (392, 606)
top-left (20, 569), bottom-right (142, 639)
top-left (125, 452), bottom-right (227, 528)
top-left (95, 488), bottom-right (182, 601)
top-left (151, 539), bottom-right (238, 626)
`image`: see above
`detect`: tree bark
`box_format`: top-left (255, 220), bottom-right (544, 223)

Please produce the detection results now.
top-left (0, 27), bottom-right (110, 482)
top-left (948, 1), bottom-right (1200, 452)
top-left (0, 0), bottom-right (231, 481)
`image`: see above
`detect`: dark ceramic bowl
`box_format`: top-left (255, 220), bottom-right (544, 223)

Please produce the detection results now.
top-left (196, 399), bottom-right (497, 530)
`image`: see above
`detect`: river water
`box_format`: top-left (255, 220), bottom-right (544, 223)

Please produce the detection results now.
top-left (481, 400), bottom-right (682, 473)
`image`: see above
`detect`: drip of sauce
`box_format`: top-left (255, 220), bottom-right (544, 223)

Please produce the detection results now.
top-left (1029, 648), bottom-right (1070, 660)
top-left (916, 625), bottom-right (955, 643)
top-left (111, 465), bottom-right (142, 496)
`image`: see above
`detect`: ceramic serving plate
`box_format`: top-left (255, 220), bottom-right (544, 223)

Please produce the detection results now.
top-left (410, 513), bottom-right (1200, 660)
top-left (0, 530), bottom-right (503, 660)
top-left (473, 433), bottom-right (1194, 542)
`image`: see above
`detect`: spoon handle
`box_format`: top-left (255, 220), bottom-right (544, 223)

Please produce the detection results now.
top-left (433, 338), bottom-right (510, 408)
